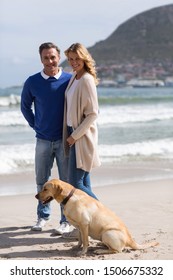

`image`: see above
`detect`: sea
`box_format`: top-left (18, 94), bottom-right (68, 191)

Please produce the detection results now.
top-left (1, 85), bottom-right (173, 195)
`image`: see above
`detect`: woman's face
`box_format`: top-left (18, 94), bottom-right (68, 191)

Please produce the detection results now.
top-left (67, 51), bottom-right (84, 73)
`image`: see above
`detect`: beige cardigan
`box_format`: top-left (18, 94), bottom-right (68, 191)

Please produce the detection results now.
top-left (63, 72), bottom-right (101, 172)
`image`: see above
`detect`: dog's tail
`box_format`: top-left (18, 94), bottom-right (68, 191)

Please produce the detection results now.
top-left (128, 237), bottom-right (159, 250)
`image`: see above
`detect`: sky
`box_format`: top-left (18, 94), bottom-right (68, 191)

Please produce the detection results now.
top-left (0, 0), bottom-right (173, 88)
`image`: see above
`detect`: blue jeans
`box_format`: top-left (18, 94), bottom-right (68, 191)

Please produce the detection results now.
top-left (35, 138), bottom-right (68, 223)
top-left (67, 127), bottom-right (98, 200)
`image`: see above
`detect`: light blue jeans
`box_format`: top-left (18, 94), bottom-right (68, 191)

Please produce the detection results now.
top-left (67, 126), bottom-right (98, 200)
top-left (35, 138), bottom-right (68, 223)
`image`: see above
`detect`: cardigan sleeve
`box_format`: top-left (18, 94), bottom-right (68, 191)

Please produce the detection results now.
top-left (71, 75), bottom-right (99, 140)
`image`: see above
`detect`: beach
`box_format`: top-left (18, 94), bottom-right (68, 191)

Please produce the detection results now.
top-left (1, 85), bottom-right (173, 261)
top-left (0, 163), bottom-right (173, 260)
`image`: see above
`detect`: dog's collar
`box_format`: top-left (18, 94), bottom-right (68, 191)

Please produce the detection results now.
top-left (61, 188), bottom-right (75, 206)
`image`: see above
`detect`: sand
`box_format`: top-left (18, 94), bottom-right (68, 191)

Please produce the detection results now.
top-left (0, 163), bottom-right (173, 261)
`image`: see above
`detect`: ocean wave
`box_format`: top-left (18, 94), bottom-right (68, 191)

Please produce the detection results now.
top-left (1, 103), bottom-right (173, 127)
top-left (97, 86), bottom-right (173, 105)
top-left (0, 139), bottom-right (173, 175)
top-left (0, 110), bottom-right (28, 126)
top-left (0, 94), bottom-right (21, 107)
top-left (98, 104), bottom-right (173, 125)
top-left (99, 138), bottom-right (173, 161)
top-left (0, 143), bottom-right (34, 174)
top-left (1, 85), bottom-right (173, 108)
top-left (98, 95), bottom-right (173, 105)
top-left (1, 94), bottom-right (172, 107)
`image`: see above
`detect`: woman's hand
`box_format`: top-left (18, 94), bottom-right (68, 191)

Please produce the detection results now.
top-left (67, 135), bottom-right (76, 147)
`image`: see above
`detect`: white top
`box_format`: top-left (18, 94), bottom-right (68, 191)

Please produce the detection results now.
top-left (66, 78), bottom-right (79, 126)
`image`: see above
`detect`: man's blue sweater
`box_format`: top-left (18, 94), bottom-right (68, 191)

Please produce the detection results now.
top-left (21, 71), bottom-right (72, 141)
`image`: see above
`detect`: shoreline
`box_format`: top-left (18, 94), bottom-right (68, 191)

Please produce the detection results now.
top-left (0, 162), bottom-right (173, 260)
top-left (1, 160), bottom-right (173, 196)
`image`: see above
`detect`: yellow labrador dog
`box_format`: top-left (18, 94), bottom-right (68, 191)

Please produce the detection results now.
top-left (36, 179), bottom-right (159, 256)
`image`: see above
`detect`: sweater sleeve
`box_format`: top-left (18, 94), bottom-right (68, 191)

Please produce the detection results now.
top-left (71, 76), bottom-right (99, 140)
top-left (21, 79), bottom-right (35, 128)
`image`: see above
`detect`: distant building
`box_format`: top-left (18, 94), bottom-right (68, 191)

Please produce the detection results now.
top-left (126, 79), bottom-right (165, 88)
top-left (98, 79), bottom-right (118, 87)
top-left (165, 77), bottom-right (173, 87)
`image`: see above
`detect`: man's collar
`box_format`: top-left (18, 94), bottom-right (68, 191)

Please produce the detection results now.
top-left (41, 68), bottom-right (62, 80)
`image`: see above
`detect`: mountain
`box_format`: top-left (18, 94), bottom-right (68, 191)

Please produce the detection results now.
top-left (88, 4), bottom-right (173, 65)
top-left (61, 4), bottom-right (173, 67)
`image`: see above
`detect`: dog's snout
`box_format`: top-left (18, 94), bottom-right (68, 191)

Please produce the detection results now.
top-left (35, 193), bottom-right (39, 199)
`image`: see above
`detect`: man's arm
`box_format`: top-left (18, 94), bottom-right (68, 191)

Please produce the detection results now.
top-left (21, 79), bottom-right (35, 128)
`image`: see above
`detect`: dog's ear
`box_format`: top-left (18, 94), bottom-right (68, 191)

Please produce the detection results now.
top-left (44, 182), bottom-right (53, 189)
top-left (53, 182), bottom-right (63, 199)
top-left (45, 179), bottom-right (63, 196)
top-left (54, 183), bottom-right (63, 195)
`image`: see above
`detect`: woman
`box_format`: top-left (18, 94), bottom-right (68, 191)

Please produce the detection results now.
top-left (62, 43), bottom-right (101, 238)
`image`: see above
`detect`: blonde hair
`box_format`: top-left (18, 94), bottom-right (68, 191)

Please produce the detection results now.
top-left (64, 43), bottom-right (99, 85)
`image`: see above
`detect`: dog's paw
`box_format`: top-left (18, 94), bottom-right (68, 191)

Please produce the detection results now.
top-left (72, 244), bottom-right (81, 251)
top-left (94, 249), bottom-right (105, 255)
top-left (94, 248), bottom-right (116, 255)
top-left (76, 250), bottom-right (87, 257)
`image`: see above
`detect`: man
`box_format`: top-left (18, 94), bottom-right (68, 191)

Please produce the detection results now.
top-left (21, 42), bottom-right (72, 233)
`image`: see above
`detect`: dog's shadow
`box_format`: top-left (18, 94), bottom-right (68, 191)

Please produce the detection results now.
top-left (0, 226), bottom-right (75, 259)
top-left (0, 226), bottom-right (111, 259)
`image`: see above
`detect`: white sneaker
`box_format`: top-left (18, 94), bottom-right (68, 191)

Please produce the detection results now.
top-left (31, 218), bottom-right (47, 231)
top-left (54, 222), bottom-right (70, 235)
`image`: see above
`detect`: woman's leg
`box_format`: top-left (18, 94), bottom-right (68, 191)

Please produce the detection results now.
top-left (68, 144), bottom-right (98, 200)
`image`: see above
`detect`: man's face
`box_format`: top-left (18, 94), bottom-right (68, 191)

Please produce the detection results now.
top-left (40, 48), bottom-right (60, 75)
